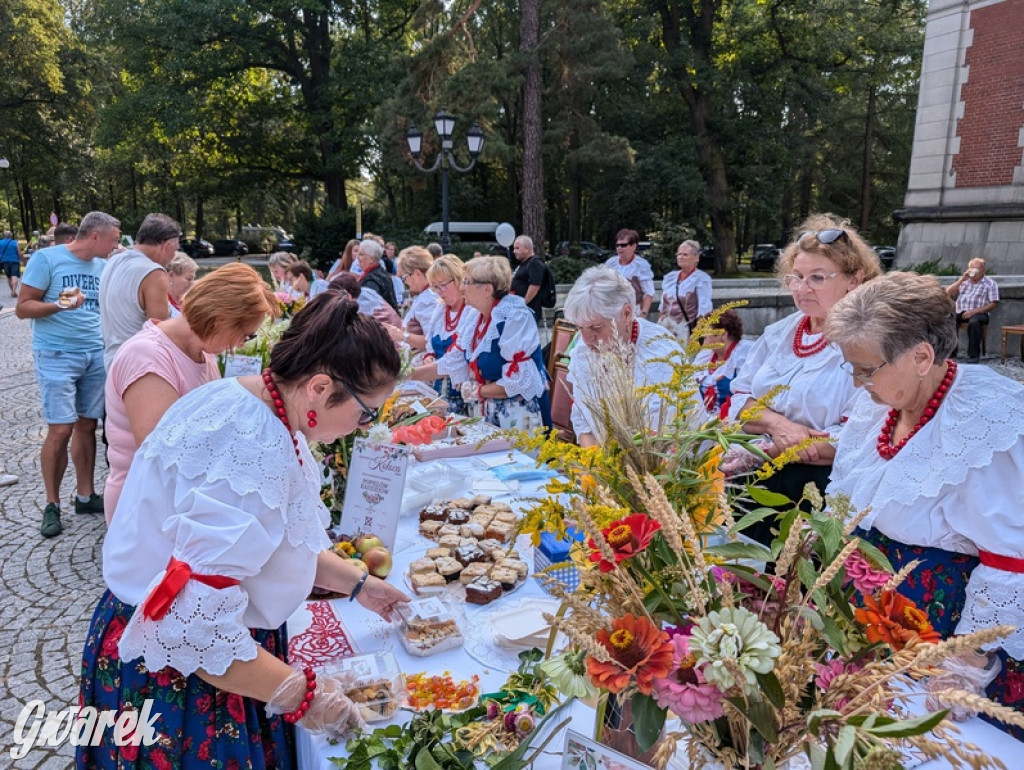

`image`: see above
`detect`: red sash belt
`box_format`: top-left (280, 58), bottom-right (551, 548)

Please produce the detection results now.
top-left (141, 557), bottom-right (240, 620)
top-left (979, 551), bottom-right (1024, 574)
top-left (505, 351), bottom-right (530, 375)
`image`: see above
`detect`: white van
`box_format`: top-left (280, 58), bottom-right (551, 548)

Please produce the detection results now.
top-left (423, 221), bottom-right (501, 242)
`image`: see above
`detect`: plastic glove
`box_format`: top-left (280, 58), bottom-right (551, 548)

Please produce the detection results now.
top-left (266, 668), bottom-right (367, 738)
top-left (459, 381), bottom-right (482, 402)
top-left (924, 652), bottom-right (1001, 721)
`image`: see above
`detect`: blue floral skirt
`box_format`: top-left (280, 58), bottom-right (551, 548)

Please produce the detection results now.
top-left (857, 529), bottom-right (1024, 740)
top-left (77, 590), bottom-right (296, 770)
top-left (483, 392), bottom-right (552, 431)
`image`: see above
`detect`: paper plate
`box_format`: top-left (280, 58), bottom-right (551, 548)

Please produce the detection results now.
top-left (463, 597), bottom-right (567, 673)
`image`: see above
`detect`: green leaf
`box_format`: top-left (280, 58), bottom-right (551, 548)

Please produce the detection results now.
top-left (797, 558), bottom-right (818, 591)
top-left (756, 671), bottom-right (786, 709)
top-left (812, 516), bottom-right (844, 559)
top-left (866, 709), bottom-right (948, 737)
top-left (705, 542), bottom-right (773, 562)
top-left (746, 485), bottom-right (793, 507)
top-left (807, 708), bottom-right (843, 733)
top-left (856, 540), bottom-right (894, 574)
top-left (413, 748), bottom-right (444, 770)
top-left (630, 692), bottom-right (667, 753)
top-left (808, 741), bottom-right (828, 770)
top-left (746, 699), bottom-right (779, 743)
top-left (834, 724), bottom-right (856, 766)
top-left (732, 507), bottom-right (780, 536)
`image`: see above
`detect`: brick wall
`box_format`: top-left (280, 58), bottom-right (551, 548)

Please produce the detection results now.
top-left (951, 0), bottom-right (1024, 188)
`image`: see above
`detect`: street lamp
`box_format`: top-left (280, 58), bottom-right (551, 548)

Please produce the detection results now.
top-left (0, 158), bottom-right (10, 230)
top-left (405, 110), bottom-right (485, 251)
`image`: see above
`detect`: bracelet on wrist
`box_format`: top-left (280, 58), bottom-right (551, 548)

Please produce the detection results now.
top-left (349, 571), bottom-right (369, 602)
top-left (282, 668), bottom-right (317, 724)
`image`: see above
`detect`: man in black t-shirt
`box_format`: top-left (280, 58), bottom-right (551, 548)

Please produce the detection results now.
top-left (510, 235), bottom-right (546, 322)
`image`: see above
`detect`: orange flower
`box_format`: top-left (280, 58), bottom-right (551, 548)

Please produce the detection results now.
top-left (854, 590), bottom-right (941, 651)
top-left (587, 513), bottom-right (661, 572)
top-left (586, 614), bottom-right (674, 694)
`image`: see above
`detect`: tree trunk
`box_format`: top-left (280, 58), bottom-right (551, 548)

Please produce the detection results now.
top-left (519, 0), bottom-right (545, 245)
top-left (654, 0), bottom-right (736, 274)
top-left (196, 197), bottom-right (205, 239)
top-left (859, 84), bottom-right (876, 233)
top-left (302, 9), bottom-right (347, 211)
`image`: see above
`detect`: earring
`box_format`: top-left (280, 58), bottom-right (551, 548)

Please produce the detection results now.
top-left (306, 410), bottom-right (318, 428)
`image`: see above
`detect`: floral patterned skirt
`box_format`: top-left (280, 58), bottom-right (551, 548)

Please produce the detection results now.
top-left (77, 590), bottom-right (296, 770)
top-left (857, 529), bottom-right (1024, 739)
top-left (482, 392), bottom-right (552, 431)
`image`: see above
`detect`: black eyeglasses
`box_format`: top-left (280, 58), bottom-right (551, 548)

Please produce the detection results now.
top-left (797, 228), bottom-right (849, 245)
top-left (338, 380), bottom-right (379, 426)
top-left (615, 242), bottom-right (633, 248)
top-left (242, 329), bottom-right (260, 343)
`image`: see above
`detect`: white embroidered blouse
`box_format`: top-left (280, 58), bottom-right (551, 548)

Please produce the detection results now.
top-left (567, 318), bottom-right (682, 439)
top-left (106, 377), bottom-right (331, 677)
top-left (828, 364), bottom-right (1024, 657)
top-left (727, 311), bottom-right (858, 436)
top-left (605, 255), bottom-right (655, 299)
top-left (435, 295), bottom-right (545, 401)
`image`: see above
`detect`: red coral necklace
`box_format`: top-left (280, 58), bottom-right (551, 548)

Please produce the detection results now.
top-left (876, 359), bottom-right (956, 460)
top-left (792, 316), bottom-right (828, 357)
top-left (445, 302), bottom-right (464, 333)
top-left (262, 368), bottom-right (303, 465)
top-left (472, 313), bottom-right (492, 350)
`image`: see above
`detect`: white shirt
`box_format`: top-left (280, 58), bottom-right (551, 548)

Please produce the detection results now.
top-left (605, 255), bottom-right (655, 299)
top-left (436, 295), bottom-right (545, 400)
top-left (694, 338), bottom-right (754, 391)
top-left (828, 365), bottom-right (1024, 656)
top-left (405, 289), bottom-right (440, 335)
top-left (727, 311), bottom-right (857, 436)
top-left (660, 269), bottom-right (713, 319)
top-left (567, 318), bottom-right (682, 440)
top-left (107, 377), bottom-right (330, 677)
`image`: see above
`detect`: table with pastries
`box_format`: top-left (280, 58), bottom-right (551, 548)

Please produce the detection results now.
top-left (289, 449), bottom-right (1022, 770)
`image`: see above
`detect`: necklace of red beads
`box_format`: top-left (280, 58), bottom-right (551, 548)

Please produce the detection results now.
top-left (472, 313), bottom-right (492, 349)
top-left (262, 368), bottom-right (303, 465)
top-left (792, 316), bottom-right (828, 358)
top-left (876, 359), bottom-right (957, 460)
top-left (444, 302), bottom-right (464, 333)
top-left (629, 320), bottom-right (639, 345)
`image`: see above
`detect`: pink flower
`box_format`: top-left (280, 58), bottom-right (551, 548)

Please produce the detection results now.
top-left (844, 551), bottom-right (890, 595)
top-left (814, 659), bottom-right (861, 710)
top-left (651, 635), bottom-right (725, 723)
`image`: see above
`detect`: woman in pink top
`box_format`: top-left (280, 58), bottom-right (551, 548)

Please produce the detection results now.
top-left (103, 263), bottom-right (278, 522)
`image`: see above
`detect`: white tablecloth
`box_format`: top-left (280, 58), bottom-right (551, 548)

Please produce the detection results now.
top-left (291, 451), bottom-right (1022, 769)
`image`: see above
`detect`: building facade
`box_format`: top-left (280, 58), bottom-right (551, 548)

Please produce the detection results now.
top-left (896, 0), bottom-right (1024, 272)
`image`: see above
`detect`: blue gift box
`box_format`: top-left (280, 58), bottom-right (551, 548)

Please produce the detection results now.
top-left (533, 528), bottom-right (585, 594)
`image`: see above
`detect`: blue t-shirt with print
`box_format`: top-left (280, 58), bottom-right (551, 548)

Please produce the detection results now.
top-left (22, 245), bottom-right (105, 352)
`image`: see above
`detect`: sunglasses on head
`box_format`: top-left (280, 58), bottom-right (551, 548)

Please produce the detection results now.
top-left (797, 228), bottom-right (849, 245)
top-left (338, 379), bottom-right (379, 426)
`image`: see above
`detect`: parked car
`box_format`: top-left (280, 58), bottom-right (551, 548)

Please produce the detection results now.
top-left (751, 244), bottom-right (782, 272)
top-left (238, 225), bottom-right (295, 253)
top-left (873, 245), bottom-right (896, 271)
top-left (698, 246), bottom-right (717, 271)
top-left (179, 238), bottom-right (215, 258)
top-left (212, 239), bottom-right (249, 257)
top-left (554, 241), bottom-right (609, 261)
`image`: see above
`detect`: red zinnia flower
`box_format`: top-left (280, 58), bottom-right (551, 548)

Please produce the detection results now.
top-left (854, 590), bottom-right (941, 651)
top-left (588, 513), bottom-right (661, 573)
top-left (586, 614), bottom-right (674, 694)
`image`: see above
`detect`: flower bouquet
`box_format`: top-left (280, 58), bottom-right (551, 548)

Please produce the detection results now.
top-left (512, 321), bottom-right (1023, 769)
top-left (275, 290), bottom-right (306, 319)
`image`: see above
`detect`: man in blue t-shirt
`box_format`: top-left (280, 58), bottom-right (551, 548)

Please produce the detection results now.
top-left (1, 230), bottom-right (23, 298)
top-left (16, 211), bottom-right (121, 538)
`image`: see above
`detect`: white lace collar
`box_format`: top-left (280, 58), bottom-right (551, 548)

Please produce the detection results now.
top-left (831, 365), bottom-right (1024, 521)
top-left (140, 378), bottom-right (330, 553)
top-left (467, 294), bottom-right (532, 361)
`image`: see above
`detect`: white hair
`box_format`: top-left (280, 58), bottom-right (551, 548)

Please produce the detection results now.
top-left (359, 239), bottom-right (383, 263)
top-left (562, 266), bottom-right (634, 324)
top-left (515, 235), bottom-right (534, 252)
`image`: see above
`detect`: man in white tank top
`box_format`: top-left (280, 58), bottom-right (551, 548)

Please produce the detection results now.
top-left (99, 213), bottom-right (181, 370)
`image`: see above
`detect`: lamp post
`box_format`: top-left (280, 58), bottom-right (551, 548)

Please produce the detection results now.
top-left (405, 110), bottom-right (485, 252)
top-left (0, 158), bottom-right (10, 230)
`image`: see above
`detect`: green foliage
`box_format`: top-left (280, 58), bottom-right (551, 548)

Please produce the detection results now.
top-left (900, 259), bottom-right (963, 276)
top-left (294, 209), bottom-right (381, 272)
top-left (548, 256), bottom-right (590, 285)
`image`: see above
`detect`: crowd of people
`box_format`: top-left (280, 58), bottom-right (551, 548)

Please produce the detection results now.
top-left (5, 207), bottom-right (1024, 765)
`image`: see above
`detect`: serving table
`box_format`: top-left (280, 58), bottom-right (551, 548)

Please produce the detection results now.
top-left (290, 451), bottom-right (1022, 769)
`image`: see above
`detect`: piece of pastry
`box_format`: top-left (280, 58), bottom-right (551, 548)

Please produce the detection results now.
top-left (455, 543), bottom-right (487, 566)
top-left (465, 577), bottom-right (502, 605)
top-left (489, 566), bottom-right (519, 591)
top-left (446, 508), bottom-right (471, 525)
top-left (484, 521), bottom-right (514, 542)
top-left (419, 504), bottom-right (447, 522)
top-left (419, 520), bottom-right (444, 539)
top-left (459, 522), bottom-right (486, 539)
top-left (492, 510), bottom-right (517, 524)
top-left (458, 562), bottom-right (491, 584)
top-left (435, 557), bottom-right (463, 582)
top-left (438, 534), bottom-right (463, 550)
top-left (425, 547), bottom-right (451, 560)
top-left (438, 523), bottom-right (461, 538)
top-left (411, 572), bottom-right (446, 594)
top-left (409, 558), bottom-right (437, 574)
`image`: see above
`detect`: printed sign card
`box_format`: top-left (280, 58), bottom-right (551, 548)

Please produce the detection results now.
top-left (339, 439), bottom-right (410, 549)
top-left (222, 354), bottom-right (263, 378)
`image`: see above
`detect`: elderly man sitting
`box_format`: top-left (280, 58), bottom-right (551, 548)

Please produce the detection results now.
top-left (946, 257), bottom-right (998, 363)
top-left (562, 266), bottom-right (684, 447)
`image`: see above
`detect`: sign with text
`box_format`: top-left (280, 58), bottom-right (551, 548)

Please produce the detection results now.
top-left (222, 353), bottom-right (263, 378)
top-left (339, 439), bottom-right (410, 549)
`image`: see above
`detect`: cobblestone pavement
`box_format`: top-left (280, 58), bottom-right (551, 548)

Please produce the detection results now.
top-left (1, 301), bottom-right (1023, 768)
